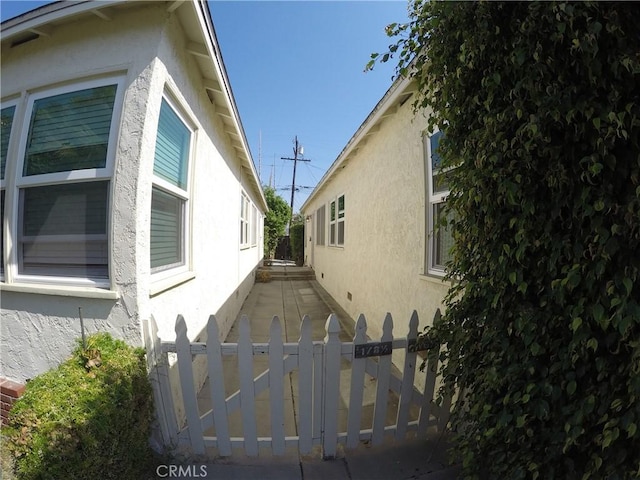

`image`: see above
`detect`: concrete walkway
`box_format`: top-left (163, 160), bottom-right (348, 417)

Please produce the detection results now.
top-left (194, 264), bottom-right (460, 479)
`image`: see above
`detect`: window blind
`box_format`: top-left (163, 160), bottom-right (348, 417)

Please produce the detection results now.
top-left (1, 106), bottom-right (15, 180)
top-left (153, 99), bottom-right (189, 190)
top-left (0, 191), bottom-right (4, 273)
top-left (19, 181), bottom-right (109, 277)
top-left (433, 203), bottom-right (454, 268)
top-left (430, 130), bottom-right (443, 170)
top-left (150, 187), bottom-right (183, 269)
top-left (24, 85), bottom-right (117, 176)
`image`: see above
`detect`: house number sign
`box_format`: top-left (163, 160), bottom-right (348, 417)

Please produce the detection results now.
top-left (354, 341), bottom-right (393, 358)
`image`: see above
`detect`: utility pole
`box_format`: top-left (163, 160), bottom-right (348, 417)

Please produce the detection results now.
top-left (281, 135), bottom-right (311, 230)
top-left (258, 129), bottom-right (262, 184)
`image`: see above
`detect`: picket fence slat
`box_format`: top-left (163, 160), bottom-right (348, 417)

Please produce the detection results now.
top-left (298, 315), bottom-right (314, 454)
top-left (346, 314), bottom-right (367, 449)
top-left (372, 313), bottom-right (393, 445)
top-left (206, 315), bottom-right (232, 456)
top-left (322, 313), bottom-right (342, 459)
top-left (143, 316), bottom-right (178, 448)
top-left (312, 340), bottom-right (323, 444)
top-left (145, 309), bottom-right (450, 460)
top-left (396, 310), bottom-right (419, 440)
top-left (238, 315), bottom-right (258, 456)
top-left (268, 317), bottom-right (286, 455)
top-left (175, 315), bottom-right (206, 455)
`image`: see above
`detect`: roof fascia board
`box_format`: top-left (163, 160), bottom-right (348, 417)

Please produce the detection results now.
top-left (1, 1), bottom-right (123, 41)
top-left (301, 75), bottom-right (415, 212)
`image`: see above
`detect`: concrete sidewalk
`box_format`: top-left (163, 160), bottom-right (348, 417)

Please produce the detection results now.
top-left (193, 266), bottom-right (460, 479)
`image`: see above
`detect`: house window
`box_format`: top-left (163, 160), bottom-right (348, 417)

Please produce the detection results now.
top-left (425, 129), bottom-right (454, 275)
top-left (1, 105), bottom-right (15, 181)
top-left (1, 103), bottom-right (16, 276)
top-left (316, 204), bottom-right (325, 246)
top-left (240, 192), bottom-right (250, 248)
top-left (151, 97), bottom-right (192, 272)
top-left (329, 194), bottom-right (345, 246)
top-left (4, 79), bottom-right (121, 286)
top-left (250, 203), bottom-right (258, 247)
top-left (337, 194), bottom-right (345, 245)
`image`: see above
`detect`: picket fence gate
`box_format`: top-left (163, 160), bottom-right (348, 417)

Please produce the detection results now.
top-left (143, 310), bottom-right (451, 459)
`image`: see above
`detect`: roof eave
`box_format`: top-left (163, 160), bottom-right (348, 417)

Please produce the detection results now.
top-left (301, 74), bottom-right (417, 212)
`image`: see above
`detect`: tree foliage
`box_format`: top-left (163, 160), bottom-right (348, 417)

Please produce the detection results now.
top-left (263, 186), bottom-right (291, 258)
top-left (377, 2), bottom-right (640, 478)
top-left (290, 222), bottom-right (305, 266)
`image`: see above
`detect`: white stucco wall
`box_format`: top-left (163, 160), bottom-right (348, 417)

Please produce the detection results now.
top-left (302, 89), bottom-right (450, 351)
top-left (0, 3), bottom-right (264, 383)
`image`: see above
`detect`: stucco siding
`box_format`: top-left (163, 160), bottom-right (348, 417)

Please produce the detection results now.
top-left (0, 4), bottom-right (165, 383)
top-left (0, 2), bottom-right (264, 383)
top-left (304, 94), bottom-right (449, 346)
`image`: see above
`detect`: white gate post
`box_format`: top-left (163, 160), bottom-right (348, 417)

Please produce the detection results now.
top-left (175, 315), bottom-right (205, 456)
top-left (143, 316), bottom-right (179, 450)
top-left (321, 313), bottom-right (341, 459)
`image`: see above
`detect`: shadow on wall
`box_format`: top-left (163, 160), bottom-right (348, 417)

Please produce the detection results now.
top-left (0, 291), bottom-right (124, 382)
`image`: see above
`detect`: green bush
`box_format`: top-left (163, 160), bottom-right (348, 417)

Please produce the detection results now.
top-left (4, 333), bottom-right (156, 480)
top-left (290, 223), bottom-right (305, 266)
top-left (379, 1), bottom-right (640, 479)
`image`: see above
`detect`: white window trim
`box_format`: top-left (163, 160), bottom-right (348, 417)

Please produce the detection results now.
top-left (150, 93), bottom-right (195, 284)
top-left (315, 204), bottom-right (326, 246)
top-left (0, 97), bottom-right (20, 190)
top-left (1, 97), bottom-right (21, 282)
top-left (240, 191), bottom-right (250, 249)
top-left (4, 76), bottom-right (125, 289)
top-left (425, 128), bottom-right (451, 277)
top-left (337, 193), bottom-right (345, 247)
top-left (328, 194), bottom-right (345, 248)
top-left (250, 203), bottom-right (258, 247)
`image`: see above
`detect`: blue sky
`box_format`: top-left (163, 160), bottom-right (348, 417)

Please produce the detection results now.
top-left (1, 1), bottom-right (409, 212)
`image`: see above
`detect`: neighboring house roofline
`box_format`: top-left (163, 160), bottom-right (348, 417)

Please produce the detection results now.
top-left (301, 74), bottom-right (418, 212)
top-left (0, 0), bottom-right (267, 212)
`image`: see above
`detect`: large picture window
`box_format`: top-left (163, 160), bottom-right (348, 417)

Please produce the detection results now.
top-left (2, 78), bottom-right (122, 286)
top-left (425, 129), bottom-right (454, 276)
top-left (151, 97), bottom-right (192, 272)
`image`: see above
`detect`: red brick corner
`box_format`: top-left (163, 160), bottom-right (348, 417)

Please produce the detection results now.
top-left (1, 378), bottom-right (26, 426)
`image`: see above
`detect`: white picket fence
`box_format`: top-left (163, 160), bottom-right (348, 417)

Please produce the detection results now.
top-left (143, 310), bottom-right (451, 459)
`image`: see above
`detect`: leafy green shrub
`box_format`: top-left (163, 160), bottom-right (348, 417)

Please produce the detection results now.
top-left (264, 186), bottom-right (291, 258)
top-left (378, 2), bottom-right (640, 479)
top-left (290, 222), bottom-right (305, 266)
top-left (4, 333), bottom-right (156, 480)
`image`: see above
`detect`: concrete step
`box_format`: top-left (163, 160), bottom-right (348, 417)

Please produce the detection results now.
top-left (257, 267), bottom-right (316, 281)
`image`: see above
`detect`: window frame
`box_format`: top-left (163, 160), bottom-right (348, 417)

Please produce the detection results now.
top-left (1, 98), bottom-right (19, 280)
top-left (250, 203), bottom-right (258, 247)
top-left (315, 204), bottom-right (325, 246)
top-left (328, 194), bottom-right (345, 247)
top-left (4, 77), bottom-right (124, 288)
top-left (150, 94), bottom-right (195, 279)
top-left (424, 128), bottom-right (453, 277)
top-left (239, 191), bottom-right (250, 249)
top-left (1, 99), bottom-right (19, 188)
